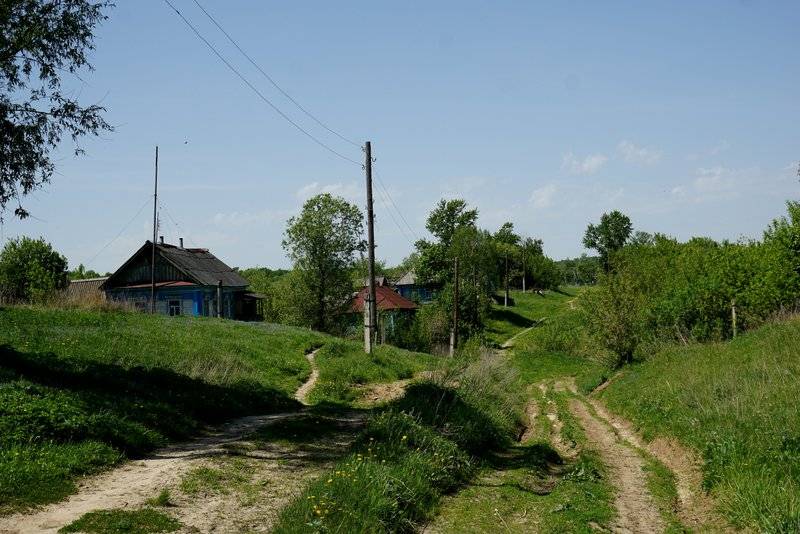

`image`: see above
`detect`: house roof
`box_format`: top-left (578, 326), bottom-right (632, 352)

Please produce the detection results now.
top-left (65, 277), bottom-right (108, 299)
top-left (359, 276), bottom-right (388, 287)
top-left (102, 241), bottom-right (249, 290)
top-left (394, 271), bottom-right (416, 286)
top-left (350, 285), bottom-right (418, 313)
top-left (157, 244), bottom-right (249, 287)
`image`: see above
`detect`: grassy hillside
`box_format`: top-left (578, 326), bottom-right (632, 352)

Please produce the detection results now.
top-left (0, 306), bottom-right (435, 515)
top-left (600, 317), bottom-right (800, 532)
top-left (483, 288), bottom-right (577, 346)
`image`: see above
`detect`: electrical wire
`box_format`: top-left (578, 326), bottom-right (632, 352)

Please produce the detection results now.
top-left (162, 0), bottom-right (362, 166)
top-left (159, 201), bottom-right (199, 248)
top-left (375, 183), bottom-right (416, 247)
top-left (82, 196), bottom-right (151, 267)
top-left (373, 167), bottom-right (420, 242)
top-left (190, 0), bottom-right (360, 149)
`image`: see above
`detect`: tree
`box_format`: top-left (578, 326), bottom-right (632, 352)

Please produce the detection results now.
top-left (0, 236), bottom-right (68, 302)
top-left (583, 210), bottom-right (633, 272)
top-left (415, 198), bottom-right (479, 285)
top-left (282, 193), bottom-right (364, 332)
top-left (1, 0), bottom-right (113, 219)
top-left (424, 199), bottom-right (478, 247)
top-left (69, 263), bottom-right (103, 280)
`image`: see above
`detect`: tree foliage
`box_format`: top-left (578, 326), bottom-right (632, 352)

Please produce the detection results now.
top-left (0, 236), bottom-right (68, 302)
top-left (282, 193), bottom-right (364, 332)
top-left (583, 210), bottom-right (633, 271)
top-left (1, 0), bottom-right (113, 218)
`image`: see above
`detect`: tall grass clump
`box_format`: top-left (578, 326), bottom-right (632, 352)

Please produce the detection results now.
top-left (600, 317), bottom-right (800, 532)
top-left (274, 349), bottom-right (525, 532)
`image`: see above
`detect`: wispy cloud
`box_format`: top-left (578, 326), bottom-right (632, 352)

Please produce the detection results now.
top-left (562, 152), bottom-right (608, 175)
top-left (529, 183), bottom-right (557, 208)
top-left (617, 140), bottom-right (662, 165)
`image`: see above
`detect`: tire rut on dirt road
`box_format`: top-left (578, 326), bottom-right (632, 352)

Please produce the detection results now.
top-left (568, 397), bottom-right (665, 534)
top-left (0, 349), bottom-right (357, 534)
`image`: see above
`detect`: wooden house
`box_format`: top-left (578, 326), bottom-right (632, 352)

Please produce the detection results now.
top-left (393, 271), bottom-right (437, 303)
top-left (100, 240), bottom-right (262, 320)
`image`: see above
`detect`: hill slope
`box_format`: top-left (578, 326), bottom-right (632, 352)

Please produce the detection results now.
top-left (0, 306), bottom-right (433, 514)
top-left (599, 317), bottom-right (800, 532)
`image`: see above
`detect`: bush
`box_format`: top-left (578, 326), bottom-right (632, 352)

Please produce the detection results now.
top-left (0, 236), bottom-right (68, 303)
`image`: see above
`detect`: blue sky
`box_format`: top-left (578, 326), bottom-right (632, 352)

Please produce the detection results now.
top-left (3, 0), bottom-right (799, 273)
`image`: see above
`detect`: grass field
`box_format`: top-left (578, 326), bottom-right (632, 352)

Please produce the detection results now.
top-left (484, 288), bottom-right (577, 346)
top-left (308, 338), bottom-right (437, 405)
top-left (0, 306), bottom-right (436, 515)
top-left (600, 316), bottom-right (800, 532)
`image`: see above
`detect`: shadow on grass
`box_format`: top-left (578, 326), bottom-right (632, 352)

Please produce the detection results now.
top-left (489, 308), bottom-right (536, 330)
top-left (0, 344), bottom-right (302, 455)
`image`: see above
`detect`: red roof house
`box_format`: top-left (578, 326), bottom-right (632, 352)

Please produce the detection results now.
top-left (350, 285), bottom-right (418, 313)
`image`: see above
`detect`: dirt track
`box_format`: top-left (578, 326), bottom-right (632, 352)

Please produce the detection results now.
top-left (0, 353), bottom-right (333, 534)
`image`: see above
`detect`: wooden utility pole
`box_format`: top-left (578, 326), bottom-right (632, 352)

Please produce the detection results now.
top-left (731, 299), bottom-right (737, 338)
top-left (522, 254), bottom-right (526, 293)
top-left (150, 146), bottom-right (159, 314)
top-left (364, 141), bottom-right (377, 354)
top-left (504, 253), bottom-right (509, 307)
top-left (450, 257), bottom-right (459, 357)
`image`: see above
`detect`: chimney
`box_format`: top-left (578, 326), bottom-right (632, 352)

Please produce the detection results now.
top-left (159, 235), bottom-right (164, 245)
top-left (179, 238), bottom-right (184, 249)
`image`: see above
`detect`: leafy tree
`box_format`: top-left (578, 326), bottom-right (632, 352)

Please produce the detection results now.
top-left (628, 230), bottom-right (655, 247)
top-left (0, 236), bottom-right (68, 302)
top-left (424, 199), bottom-right (478, 247)
top-left (1, 0), bottom-right (113, 219)
top-left (583, 210), bottom-right (633, 271)
top-left (68, 263), bottom-right (103, 280)
top-left (415, 198), bottom-right (478, 285)
top-left (282, 193), bottom-right (364, 332)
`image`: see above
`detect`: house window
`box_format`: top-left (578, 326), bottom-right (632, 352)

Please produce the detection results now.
top-left (169, 300), bottom-right (182, 316)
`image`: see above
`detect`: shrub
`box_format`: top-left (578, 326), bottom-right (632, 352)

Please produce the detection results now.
top-left (0, 237), bottom-right (68, 303)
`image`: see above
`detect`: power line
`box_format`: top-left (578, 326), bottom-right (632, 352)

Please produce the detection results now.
top-left (373, 167), bottom-right (420, 242)
top-left (374, 182), bottom-right (416, 247)
top-left (190, 0), bottom-right (360, 149)
top-left (159, 201), bottom-right (199, 248)
top-left (162, 0), bottom-right (362, 166)
top-left (83, 196), bottom-right (151, 267)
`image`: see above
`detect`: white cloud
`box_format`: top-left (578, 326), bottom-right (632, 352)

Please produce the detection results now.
top-left (295, 181), bottom-right (361, 204)
top-left (561, 152), bottom-right (608, 175)
top-left (617, 140), bottom-right (662, 165)
top-left (693, 166), bottom-right (730, 193)
top-left (529, 183), bottom-right (557, 208)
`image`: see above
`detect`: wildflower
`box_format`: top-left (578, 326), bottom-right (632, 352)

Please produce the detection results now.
top-left (327, 479), bottom-right (333, 484)
top-left (401, 435), bottom-right (407, 441)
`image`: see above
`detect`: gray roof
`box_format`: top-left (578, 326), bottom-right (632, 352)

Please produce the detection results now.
top-left (158, 244), bottom-right (249, 287)
top-left (394, 271), bottom-right (417, 286)
top-left (65, 277), bottom-right (108, 299)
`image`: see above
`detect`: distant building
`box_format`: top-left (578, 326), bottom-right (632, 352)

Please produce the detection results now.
top-left (65, 277), bottom-right (108, 301)
top-left (393, 271), bottom-right (437, 303)
top-left (100, 240), bottom-right (263, 320)
top-left (349, 285), bottom-right (418, 342)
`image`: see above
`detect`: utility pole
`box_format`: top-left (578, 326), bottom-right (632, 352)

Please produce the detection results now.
top-left (364, 141), bottom-right (377, 354)
top-left (504, 252), bottom-right (509, 307)
top-left (522, 254), bottom-right (526, 293)
top-left (450, 257), bottom-right (459, 357)
top-left (150, 146), bottom-right (159, 314)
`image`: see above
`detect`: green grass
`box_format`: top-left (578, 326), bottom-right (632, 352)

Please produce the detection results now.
top-left (307, 338), bottom-right (437, 405)
top-left (484, 289), bottom-right (576, 346)
top-left (59, 508), bottom-right (180, 533)
top-left (0, 306), bottom-right (435, 515)
top-left (273, 354), bottom-right (525, 532)
top-left (599, 316), bottom-right (800, 532)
